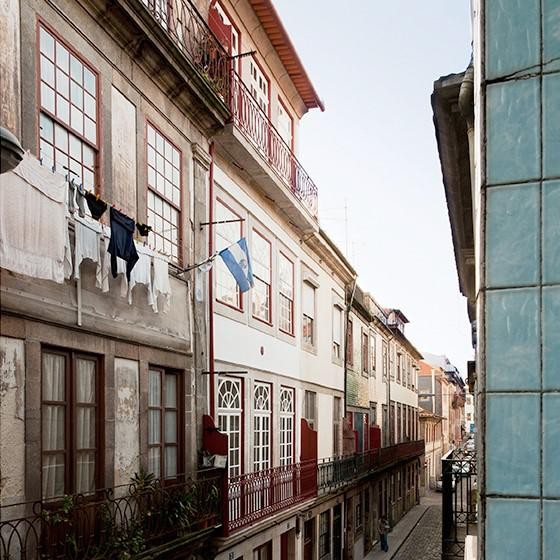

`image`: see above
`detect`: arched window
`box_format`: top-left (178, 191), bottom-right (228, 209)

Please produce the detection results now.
top-left (217, 378), bottom-right (242, 478)
top-left (279, 387), bottom-right (295, 466)
top-left (253, 382), bottom-right (271, 471)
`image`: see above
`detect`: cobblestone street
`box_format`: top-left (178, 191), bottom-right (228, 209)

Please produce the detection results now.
top-left (392, 505), bottom-right (442, 560)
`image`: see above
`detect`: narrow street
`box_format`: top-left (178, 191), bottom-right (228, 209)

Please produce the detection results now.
top-left (371, 492), bottom-right (442, 560)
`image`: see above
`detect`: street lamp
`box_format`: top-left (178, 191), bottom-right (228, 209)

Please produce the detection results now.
top-left (0, 126), bottom-right (24, 174)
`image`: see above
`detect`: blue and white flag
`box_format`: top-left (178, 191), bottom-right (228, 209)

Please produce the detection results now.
top-left (219, 237), bottom-right (254, 293)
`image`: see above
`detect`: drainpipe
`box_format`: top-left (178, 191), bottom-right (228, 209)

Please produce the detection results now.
top-left (208, 142), bottom-right (216, 419)
top-left (344, 276), bottom-right (358, 418)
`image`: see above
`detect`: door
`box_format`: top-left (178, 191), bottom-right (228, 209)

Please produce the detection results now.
top-left (303, 519), bottom-right (314, 560)
top-left (333, 504), bottom-right (342, 560)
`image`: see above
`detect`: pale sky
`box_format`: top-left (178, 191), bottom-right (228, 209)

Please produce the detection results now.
top-left (274, 1), bottom-right (474, 374)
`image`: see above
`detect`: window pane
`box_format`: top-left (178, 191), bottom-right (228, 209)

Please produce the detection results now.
top-left (56, 42), bottom-right (69, 72)
top-left (41, 55), bottom-right (55, 87)
top-left (165, 410), bottom-right (177, 443)
top-left (149, 370), bottom-right (161, 406)
top-left (40, 27), bottom-right (55, 59)
top-left (303, 283), bottom-right (315, 318)
top-left (76, 359), bottom-right (96, 403)
top-left (148, 409), bottom-right (161, 444)
top-left (148, 447), bottom-right (161, 478)
top-left (42, 405), bottom-right (65, 450)
top-left (42, 454), bottom-right (65, 499)
top-left (76, 451), bottom-right (95, 494)
top-left (76, 407), bottom-right (95, 448)
top-left (43, 353), bottom-right (65, 401)
top-left (165, 447), bottom-right (177, 478)
top-left (165, 374), bottom-right (177, 407)
top-left (41, 82), bottom-right (55, 114)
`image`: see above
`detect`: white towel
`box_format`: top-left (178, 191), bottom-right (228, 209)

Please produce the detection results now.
top-left (128, 244), bottom-right (154, 306)
top-left (74, 216), bottom-right (101, 280)
top-left (0, 152), bottom-right (67, 283)
top-left (152, 255), bottom-right (171, 313)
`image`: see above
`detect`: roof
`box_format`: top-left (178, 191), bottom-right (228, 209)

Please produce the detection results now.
top-left (248, 0), bottom-right (324, 111)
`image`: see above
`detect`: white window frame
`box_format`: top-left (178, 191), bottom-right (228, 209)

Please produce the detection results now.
top-left (253, 382), bottom-right (271, 472)
top-left (279, 387), bottom-right (295, 466)
top-left (217, 377), bottom-right (243, 478)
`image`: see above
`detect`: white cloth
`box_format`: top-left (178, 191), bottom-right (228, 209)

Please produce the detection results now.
top-left (64, 219), bottom-right (73, 279)
top-left (0, 152), bottom-right (67, 283)
top-left (128, 244), bottom-right (153, 305)
top-left (152, 255), bottom-right (171, 313)
top-left (74, 216), bottom-right (102, 280)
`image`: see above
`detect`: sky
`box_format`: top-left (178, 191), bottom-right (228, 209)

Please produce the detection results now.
top-left (273, 0), bottom-right (474, 374)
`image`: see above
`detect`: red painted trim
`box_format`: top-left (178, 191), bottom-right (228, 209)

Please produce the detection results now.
top-left (211, 0), bottom-right (243, 75)
top-left (209, 142), bottom-right (216, 419)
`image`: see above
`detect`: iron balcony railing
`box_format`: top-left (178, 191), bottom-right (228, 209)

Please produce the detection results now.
top-left (0, 474), bottom-right (221, 560)
top-left (229, 71), bottom-right (319, 219)
top-left (318, 440), bottom-right (425, 492)
top-left (139, 0), bottom-right (230, 100)
top-left (224, 459), bottom-right (317, 536)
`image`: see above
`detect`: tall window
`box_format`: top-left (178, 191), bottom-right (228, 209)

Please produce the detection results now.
top-left (218, 378), bottom-right (243, 478)
top-left (397, 353), bottom-right (402, 382)
top-left (333, 396), bottom-right (341, 456)
top-left (254, 541), bottom-right (272, 560)
top-left (361, 330), bottom-right (369, 374)
top-left (253, 382), bottom-right (271, 471)
top-left (319, 511), bottom-right (331, 559)
top-left (280, 387), bottom-right (295, 466)
top-left (332, 305), bottom-right (342, 359)
top-left (302, 282), bottom-right (315, 347)
top-left (355, 493), bottom-right (363, 532)
top-left (347, 318), bottom-right (354, 366)
top-left (215, 199), bottom-right (242, 309)
top-left (42, 350), bottom-right (101, 499)
top-left (277, 98), bottom-right (293, 148)
top-left (147, 124), bottom-right (181, 262)
top-left (39, 26), bottom-right (98, 190)
top-left (382, 340), bottom-right (388, 379)
top-left (249, 57), bottom-right (269, 113)
top-left (304, 390), bottom-right (317, 430)
top-left (148, 368), bottom-right (180, 479)
top-left (370, 333), bottom-right (377, 375)
top-left (252, 230), bottom-right (272, 323)
top-left (278, 253), bottom-right (294, 334)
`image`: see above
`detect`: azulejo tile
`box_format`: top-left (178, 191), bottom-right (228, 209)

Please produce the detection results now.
top-left (543, 182), bottom-right (560, 284)
top-left (486, 394), bottom-right (540, 496)
top-left (544, 73), bottom-right (560, 178)
top-left (544, 501), bottom-right (560, 558)
top-left (486, 79), bottom-right (541, 185)
top-left (486, 0), bottom-right (540, 79)
top-left (543, 287), bottom-right (560, 390)
top-left (486, 183), bottom-right (539, 288)
top-left (486, 289), bottom-right (540, 391)
top-left (543, 0), bottom-right (560, 72)
top-left (486, 498), bottom-right (540, 560)
top-left (544, 394), bottom-right (560, 497)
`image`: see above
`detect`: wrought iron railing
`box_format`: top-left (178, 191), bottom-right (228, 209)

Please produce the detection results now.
top-left (318, 440), bottom-right (425, 491)
top-left (224, 460), bottom-right (317, 535)
top-left (229, 71), bottom-right (319, 219)
top-left (139, 0), bottom-right (230, 100)
top-left (442, 446), bottom-right (477, 558)
top-left (0, 474), bottom-right (221, 559)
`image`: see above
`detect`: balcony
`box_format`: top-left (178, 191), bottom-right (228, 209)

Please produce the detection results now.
top-left (215, 71), bottom-right (319, 230)
top-left (318, 440), bottom-right (425, 492)
top-left (0, 474), bottom-right (221, 559)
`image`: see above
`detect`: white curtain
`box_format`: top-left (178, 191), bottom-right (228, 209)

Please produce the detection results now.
top-left (42, 353), bottom-right (66, 499)
top-left (76, 359), bottom-right (96, 494)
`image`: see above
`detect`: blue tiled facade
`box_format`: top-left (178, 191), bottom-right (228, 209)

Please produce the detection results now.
top-left (482, 0), bottom-right (560, 557)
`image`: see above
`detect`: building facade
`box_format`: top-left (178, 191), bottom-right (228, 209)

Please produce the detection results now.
top-left (432, 1), bottom-right (560, 558)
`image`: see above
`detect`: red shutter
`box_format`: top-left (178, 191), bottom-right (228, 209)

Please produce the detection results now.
top-left (208, 4), bottom-right (232, 52)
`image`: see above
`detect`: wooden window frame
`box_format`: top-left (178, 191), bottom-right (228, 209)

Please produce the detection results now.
top-left (251, 228), bottom-right (272, 325)
top-left (279, 385), bottom-right (295, 466)
top-left (217, 376), bottom-right (245, 478)
top-left (319, 510), bottom-right (331, 559)
top-left (304, 390), bottom-right (317, 430)
top-left (146, 121), bottom-right (183, 264)
top-left (37, 21), bottom-right (100, 192)
top-left (253, 381), bottom-right (272, 471)
top-left (147, 367), bottom-right (184, 481)
top-left (277, 95), bottom-right (294, 151)
top-left (332, 304), bottom-right (343, 360)
top-left (41, 347), bottom-right (104, 498)
top-left (302, 281), bottom-right (316, 348)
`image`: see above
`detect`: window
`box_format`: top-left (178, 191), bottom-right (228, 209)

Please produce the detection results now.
top-left (252, 230), bottom-right (272, 323)
top-left (42, 349), bottom-right (101, 499)
top-left (355, 494), bottom-right (363, 532)
top-left (304, 390), bottom-right (316, 430)
top-left (397, 353), bottom-right (402, 382)
top-left (217, 378), bottom-right (242, 478)
top-left (279, 253), bottom-right (294, 334)
top-left (216, 199), bottom-right (242, 308)
top-left (347, 318), bottom-right (354, 366)
top-left (302, 282), bottom-right (315, 346)
top-left (148, 368), bottom-right (181, 479)
top-left (319, 511), bottom-right (331, 558)
top-left (354, 412), bottom-right (365, 452)
top-left (370, 402), bottom-right (377, 427)
top-left (253, 382), bottom-right (271, 471)
top-left (254, 541), bottom-right (272, 560)
top-left (39, 26), bottom-right (98, 190)
top-left (280, 387), bottom-right (295, 466)
top-left (332, 305), bottom-right (342, 359)
top-left (249, 57), bottom-right (269, 113)
top-left (361, 331), bottom-right (369, 374)
top-left (382, 405), bottom-right (388, 447)
top-left (333, 396), bottom-right (341, 456)
top-left (370, 333), bottom-right (376, 375)
top-left (382, 340), bottom-right (388, 379)
top-left (277, 98), bottom-right (293, 148)
top-left (147, 124), bottom-right (181, 262)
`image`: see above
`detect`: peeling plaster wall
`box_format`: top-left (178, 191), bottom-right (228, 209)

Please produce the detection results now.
top-left (0, 337), bottom-right (25, 505)
top-left (114, 358), bottom-right (140, 488)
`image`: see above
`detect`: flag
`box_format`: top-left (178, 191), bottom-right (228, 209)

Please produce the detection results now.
top-left (219, 237), bottom-right (254, 293)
